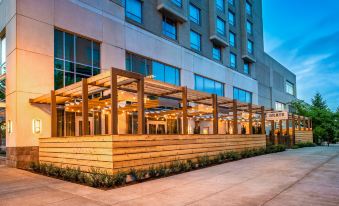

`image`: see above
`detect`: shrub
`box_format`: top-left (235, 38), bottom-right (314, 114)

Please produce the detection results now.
top-left (169, 161), bottom-right (182, 173)
top-left (113, 171), bottom-right (127, 186)
top-left (224, 151), bottom-right (241, 161)
top-left (156, 164), bottom-right (167, 177)
top-left (148, 165), bottom-right (158, 178)
top-left (293, 142), bottom-right (316, 149)
top-left (197, 155), bottom-right (210, 167)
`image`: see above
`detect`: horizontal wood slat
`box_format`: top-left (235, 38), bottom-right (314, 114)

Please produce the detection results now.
top-left (39, 134), bottom-right (265, 173)
top-left (295, 131), bottom-right (313, 143)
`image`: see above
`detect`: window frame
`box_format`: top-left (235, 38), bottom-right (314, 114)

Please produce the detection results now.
top-left (247, 40), bottom-right (253, 54)
top-left (228, 10), bottom-right (235, 26)
top-left (189, 3), bottom-right (201, 25)
top-left (216, 0), bottom-right (225, 12)
top-left (286, 81), bottom-right (294, 95)
top-left (246, 1), bottom-right (252, 16)
top-left (233, 87), bottom-right (252, 103)
top-left (230, 52), bottom-right (237, 68)
top-left (162, 16), bottom-right (177, 40)
top-left (190, 30), bottom-right (201, 51)
top-left (212, 46), bottom-right (221, 61)
top-left (229, 31), bottom-right (235, 47)
top-left (243, 62), bottom-right (250, 74)
top-left (125, 0), bottom-right (142, 23)
top-left (246, 20), bottom-right (253, 35)
top-left (195, 74), bottom-right (224, 96)
top-left (216, 17), bottom-right (226, 36)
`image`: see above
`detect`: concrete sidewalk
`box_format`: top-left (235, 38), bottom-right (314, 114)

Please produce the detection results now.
top-left (0, 146), bottom-right (338, 206)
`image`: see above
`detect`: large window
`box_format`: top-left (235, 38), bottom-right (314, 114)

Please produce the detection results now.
top-left (163, 16), bottom-right (177, 40)
top-left (172, 0), bottom-right (182, 7)
top-left (246, 21), bottom-right (253, 35)
top-left (125, 0), bottom-right (142, 23)
top-left (216, 0), bottom-right (225, 11)
top-left (54, 29), bottom-right (100, 90)
top-left (228, 11), bottom-right (235, 26)
top-left (230, 52), bottom-right (236, 68)
top-left (152, 62), bottom-right (180, 86)
top-left (216, 17), bottom-right (226, 36)
top-left (212, 46), bottom-right (221, 61)
top-left (190, 30), bottom-right (201, 51)
top-left (195, 75), bottom-right (224, 96)
top-left (275, 102), bottom-right (286, 111)
top-left (247, 40), bottom-right (253, 54)
top-left (0, 36), bottom-right (5, 75)
top-left (126, 52), bottom-right (180, 86)
top-left (189, 4), bottom-right (200, 24)
top-left (246, 1), bottom-right (252, 16)
top-left (286, 81), bottom-right (294, 95)
top-left (229, 31), bottom-right (235, 47)
top-left (233, 87), bottom-right (252, 103)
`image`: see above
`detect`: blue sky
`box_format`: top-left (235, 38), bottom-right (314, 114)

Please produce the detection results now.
top-left (262, 0), bottom-right (339, 111)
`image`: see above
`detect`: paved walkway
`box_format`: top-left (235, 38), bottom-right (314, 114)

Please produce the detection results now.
top-left (1, 146), bottom-right (339, 206)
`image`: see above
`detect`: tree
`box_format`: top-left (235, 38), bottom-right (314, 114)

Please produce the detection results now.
top-left (293, 93), bottom-right (339, 144)
top-left (311, 92), bottom-right (328, 110)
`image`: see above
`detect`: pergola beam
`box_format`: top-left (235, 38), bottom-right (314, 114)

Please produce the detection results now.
top-left (51, 90), bottom-right (57, 137)
top-left (261, 106), bottom-right (265, 135)
top-left (248, 103), bottom-right (253, 134)
top-left (110, 69), bottom-right (118, 135)
top-left (137, 78), bottom-right (145, 134)
top-left (233, 100), bottom-right (238, 134)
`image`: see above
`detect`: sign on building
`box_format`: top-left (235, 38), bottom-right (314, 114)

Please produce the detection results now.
top-left (266, 111), bottom-right (288, 121)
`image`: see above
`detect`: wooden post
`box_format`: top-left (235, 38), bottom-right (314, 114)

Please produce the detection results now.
top-left (286, 118), bottom-right (289, 136)
top-left (110, 69), bottom-right (118, 135)
top-left (182, 86), bottom-right (188, 135)
top-left (261, 106), bottom-right (265, 135)
top-left (248, 103), bottom-right (252, 134)
top-left (307, 118), bottom-right (311, 131)
top-left (298, 116), bottom-right (301, 130)
top-left (271, 120), bottom-right (277, 145)
top-left (82, 79), bottom-right (89, 136)
top-left (310, 118), bottom-right (313, 130)
top-left (303, 116), bottom-right (306, 131)
top-left (137, 78), bottom-right (145, 134)
top-left (291, 114), bottom-right (295, 145)
top-left (233, 100), bottom-right (238, 134)
top-left (51, 90), bottom-right (57, 137)
top-left (212, 94), bottom-right (218, 135)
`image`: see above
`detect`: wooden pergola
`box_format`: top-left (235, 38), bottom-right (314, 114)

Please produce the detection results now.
top-left (31, 68), bottom-right (270, 137)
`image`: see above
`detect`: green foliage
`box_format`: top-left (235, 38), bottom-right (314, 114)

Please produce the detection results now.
top-left (292, 92), bottom-right (339, 144)
top-left (197, 155), bottom-right (210, 167)
top-left (224, 151), bottom-right (241, 161)
top-left (292, 142), bottom-right (316, 149)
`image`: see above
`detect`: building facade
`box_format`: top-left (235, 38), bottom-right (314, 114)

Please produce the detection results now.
top-left (0, 0), bottom-right (296, 167)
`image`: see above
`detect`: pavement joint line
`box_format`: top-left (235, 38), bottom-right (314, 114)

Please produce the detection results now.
top-left (260, 152), bottom-right (339, 206)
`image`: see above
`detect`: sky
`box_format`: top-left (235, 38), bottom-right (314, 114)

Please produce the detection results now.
top-left (262, 0), bottom-right (339, 111)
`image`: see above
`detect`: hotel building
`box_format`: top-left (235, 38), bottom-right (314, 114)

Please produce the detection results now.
top-left (0, 0), bottom-right (297, 167)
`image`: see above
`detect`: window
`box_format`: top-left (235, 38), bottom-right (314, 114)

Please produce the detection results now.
top-left (0, 36), bottom-right (6, 75)
top-left (125, 0), bottom-right (142, 23)
top-left (163, 16), bottom-right (177, 40)
top-left (190, 30), bottom-right (201, 51)
top-left (230, 52), bottom-right (236, 68)
top-left (228, 11), bottom-right (235, 26)
top-left (228, 0), bottom-right (234, 6)
top-left (126, 52), bottom-right (180, 86)
top-left (126, 52), bottom-right (151, 76)
top-left (54, 29), bottom-right (100, 90)
top-left (229, 31), bottom-right (235, 47)
top-left (172, 0), bottom-right (182, 7)
top-left (0, 36), bottom-right (6, 65)
top-left (152, 62), bottom-right (180, 86)
top-left (247, 40), bottom-right (253, 54)
top-left (244, 62), bottom-right (250, 74)
top-left (275, 102), bottom-right (286, 111)
top-left (212, 46), bottom-right (221, 61)
top-left (233, 87), bottom-right (252, 103)
top-left (246, 21), bottom-right (253, 35)
top-left (216, 17), bottom-right (226, 35)
top-left (216, 0), bottom-right (224, 11)
top-left (246, 1), bottom-right (252, 16)
top-left (189, 4), bottom-right (200, 24)
top-left (195, 75), bottom-right (224, 96)
top-left (286, 81), bottom-right (294, 95)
